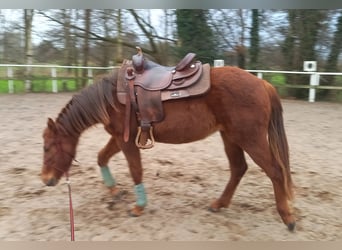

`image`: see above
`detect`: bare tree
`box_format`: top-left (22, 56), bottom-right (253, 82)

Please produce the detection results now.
top-left (209, 9), bottom-right (250, 68)
top-left (249, 9), bottom-right (260, 69)
top-left (116, 9), bottom-right (123, 63)
top-left (24, 9), bottom-right (34, 92)
top-left (62, 9), bottom-right (73, 72)
top-left (0, 11), bottom-right (4, 62)
top-left (282, 10), bottom-right (328, 99)
top-left (81, 9), bottom-right (91, 88)
top-left (322, 10), bottom-right (342, 100)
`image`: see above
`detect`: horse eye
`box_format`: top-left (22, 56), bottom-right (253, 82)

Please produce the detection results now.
top-left (43, 146), bottom-right (49, 152)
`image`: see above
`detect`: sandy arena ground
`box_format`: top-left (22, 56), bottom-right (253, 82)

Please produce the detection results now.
top-left (0, 93), bottom-right (341, 241)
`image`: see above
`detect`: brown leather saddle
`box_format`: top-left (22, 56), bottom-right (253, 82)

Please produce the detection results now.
top-left (117, 47), bottom-right (211, 149)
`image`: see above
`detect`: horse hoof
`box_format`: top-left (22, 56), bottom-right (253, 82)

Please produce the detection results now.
top-left (287, 222), bottom-right (296, 232)
top-left (208, 206), bottom-right (220, 213)
top-left (128, 206), bottom-right (144, 217)
top-left (128, 210), bottom-right (139, 217)
top-left (109, 186), bottom-right (127, 200)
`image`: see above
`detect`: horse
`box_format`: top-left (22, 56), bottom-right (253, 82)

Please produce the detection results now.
top-left (41, 65), bottom-right (296, 231)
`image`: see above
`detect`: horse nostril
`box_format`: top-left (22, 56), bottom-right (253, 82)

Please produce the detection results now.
top-left (46, 178), bottom-right (57, 186)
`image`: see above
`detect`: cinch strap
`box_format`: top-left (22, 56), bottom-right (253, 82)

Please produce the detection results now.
top-left (134, 183), bottom-right (147, 207)
top-left (100, 166), bottom-right (116, 187)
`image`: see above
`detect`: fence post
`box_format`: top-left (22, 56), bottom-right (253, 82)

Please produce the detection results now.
top-left (308, 73), bottom-right (319, 102)
top-left (213, 60), bottom-right (224, 67)
top-left (51, 67), bottom-right (58, 93)
top-left (257, 72), bottom-right (263, 79)
top-left (88, 68), bottom-right (93, 85)
top-left (7, 67), bottom-right (14, 94)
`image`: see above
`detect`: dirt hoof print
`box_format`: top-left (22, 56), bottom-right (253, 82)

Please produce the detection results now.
top-left (112, 190), bottom-right (128, 200)
top-left (10, 167), bottom-right (27, 175)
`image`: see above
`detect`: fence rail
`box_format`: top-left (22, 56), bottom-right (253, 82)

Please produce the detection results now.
top-left (1, 64), bottom-right (342, 102)
top-left (246, 69), bottom-right (342, 102)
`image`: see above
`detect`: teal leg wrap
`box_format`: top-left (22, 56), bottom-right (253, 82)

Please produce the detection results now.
top-left (134, 183), bottom-right (147, 207)
top-left (100, 166), bottom-right (116, 187)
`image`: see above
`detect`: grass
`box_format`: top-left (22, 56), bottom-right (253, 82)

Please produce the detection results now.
top-left (264, 73), bottom-right (288, 97)
top-left (0, 80), bottom-right (25, 93)
top-left (0, 66), bottom-right (109, 93)
top-left (0, 79), bottom-right (82, 93)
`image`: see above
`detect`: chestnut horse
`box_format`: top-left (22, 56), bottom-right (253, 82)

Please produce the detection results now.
top-left (41, 66), bottom-right (295, 231)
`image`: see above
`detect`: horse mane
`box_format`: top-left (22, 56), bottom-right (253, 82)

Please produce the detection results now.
top-left (55, 71), bottom-right (118, 136)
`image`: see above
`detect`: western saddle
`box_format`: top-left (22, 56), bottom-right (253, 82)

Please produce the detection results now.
top-left (117, 47), bottom-right (210, 149)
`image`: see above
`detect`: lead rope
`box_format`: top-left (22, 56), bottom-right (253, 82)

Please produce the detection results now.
top-left (65, 173), bottom-right (75, 241)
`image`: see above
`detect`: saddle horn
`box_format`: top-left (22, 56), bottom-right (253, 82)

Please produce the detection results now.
top-left (132, 46), bottom-right (145, 73)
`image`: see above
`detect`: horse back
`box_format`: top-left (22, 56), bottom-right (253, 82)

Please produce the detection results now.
top-left (110, 66), bottom-right (275, 144)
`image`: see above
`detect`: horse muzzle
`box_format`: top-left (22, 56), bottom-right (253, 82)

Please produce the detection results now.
top-left (41, 175), bottom-right (58, 186)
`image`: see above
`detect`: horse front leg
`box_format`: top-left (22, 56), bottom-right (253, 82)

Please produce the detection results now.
top-left (97, 136), bottom-right (123, 198)
top-left (120, 140), bottom-right (147, 217)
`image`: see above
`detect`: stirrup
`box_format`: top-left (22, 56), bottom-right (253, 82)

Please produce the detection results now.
top-left (135, 126), bottom-right (155, 149)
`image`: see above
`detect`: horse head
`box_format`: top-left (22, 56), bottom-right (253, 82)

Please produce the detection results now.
top-left (41, 118), bottom-right (77, 186)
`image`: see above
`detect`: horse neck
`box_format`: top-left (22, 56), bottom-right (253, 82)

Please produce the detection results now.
top-left (55, 120), bottom-right (82, 140)
top-left (54, 73), bottom-right (117, 138)
top-left (55, 107), bottom-right (108, 139)
top-left (55, 98), bottom-right (111, 138)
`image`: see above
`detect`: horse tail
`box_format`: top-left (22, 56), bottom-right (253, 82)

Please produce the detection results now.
top-left (265, 82), bottom-right (294, 201)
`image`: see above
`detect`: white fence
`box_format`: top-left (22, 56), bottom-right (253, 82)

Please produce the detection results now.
top-left (0, 64), bottom-right (116, 94)
top-left (247, 70), bottom-right (342, 102)
top-left (1, 64), bottom-right (342, 102)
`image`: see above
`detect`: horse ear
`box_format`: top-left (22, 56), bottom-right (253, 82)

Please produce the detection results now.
top-left (47, 118), bottom-right (57, 133)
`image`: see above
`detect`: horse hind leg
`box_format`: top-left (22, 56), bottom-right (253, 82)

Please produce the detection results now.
top-left (209, 132), bottom-right (248, 211)
top-left (243, 135), bottom-right (296, 231)
top-left (97, 136), bottom-right (124, 198)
